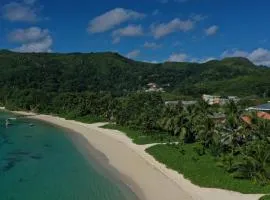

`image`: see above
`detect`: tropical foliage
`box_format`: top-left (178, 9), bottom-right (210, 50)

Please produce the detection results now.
top-left (0, 50), bottom-right (270, 191)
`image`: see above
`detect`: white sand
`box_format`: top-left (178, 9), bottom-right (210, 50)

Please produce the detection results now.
top-left (12, 111), bottom-right (264, 200)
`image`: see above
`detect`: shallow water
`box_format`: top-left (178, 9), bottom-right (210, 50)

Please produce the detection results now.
top-left (0, 111), bottom-right (138, 200)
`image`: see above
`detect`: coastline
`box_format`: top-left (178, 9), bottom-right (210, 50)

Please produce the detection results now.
top-left (10, 111), bottom-right (264, 200)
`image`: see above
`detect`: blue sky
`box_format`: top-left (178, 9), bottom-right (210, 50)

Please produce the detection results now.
top-left (1, 0), bottom-right (270, 65)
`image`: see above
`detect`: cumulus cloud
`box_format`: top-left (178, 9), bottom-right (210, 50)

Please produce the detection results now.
top-left (2, 1), bottom-right (39, 22)
top-left (151, 18), bottom-right (194, 39)
top-left (10, 27), bottom-right (53, 52)
top-left (87, 8), bottom-right (145, 33)
top-left (221, 49), bottom-right (248, 58)
top-left (205, 25), bottom-right (219, 36)
top-left (126, 49), bottom-right (140, 59)
top-left (9, 27), bottom-right (49, 43)
top-left (113, 24), bottom-right (143, 37)
top-left (112, 24), bottom-right (144, 44)
top-left (168, 52), bottom-right (216, 63)
top-left (191, 14), bottom-right (207, 22)
top-left (24, 0), bottom-right (36, 5)
top-left (143, 42), bottom-right (161, 49)
top-left (13, 36), bottom-right (52, 52)
top-left (168, 53), bottom-right (188, 62)
top-left (222, 48), bottom-right (270, 66)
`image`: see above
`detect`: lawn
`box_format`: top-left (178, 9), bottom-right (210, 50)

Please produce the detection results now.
top-left (146, 143), bottom-right (270, 194)
top-left (101, 124), bottom-right (177, 145)
top-left (260, 195), bottom-right (270, 200)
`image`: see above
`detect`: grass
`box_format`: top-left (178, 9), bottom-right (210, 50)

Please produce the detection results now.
top-left (58, 113), bottom-right (106, 124)
top-left (72, 115), bottom-right (105, 124)
top-left (101, 124), bottom-right (177, 145)
top-left (146, 143), bottom-right (270, 194)
top-left (260, 195), bottom-right (270, 200)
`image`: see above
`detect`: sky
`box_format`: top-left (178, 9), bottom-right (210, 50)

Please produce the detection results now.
top-left (1, 0), bottom-right (270, 66)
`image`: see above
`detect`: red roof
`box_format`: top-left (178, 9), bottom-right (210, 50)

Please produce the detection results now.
top-left (241, 111), bottom-right (270, 124)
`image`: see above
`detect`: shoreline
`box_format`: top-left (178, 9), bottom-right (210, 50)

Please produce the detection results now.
top-left (9, 111), bottom-right (264, 200)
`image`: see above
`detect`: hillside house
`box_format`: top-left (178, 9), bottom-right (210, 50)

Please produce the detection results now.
top-left (145, 83), bottom-right (164, 92)
top-left (246, 102), bottom-right (270, 112)
top-left (202, 94), bottom-right (240, 105)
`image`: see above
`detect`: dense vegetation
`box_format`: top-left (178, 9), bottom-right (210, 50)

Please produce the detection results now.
top-left (1, 50), bottom-right (270, 193)
top-left (260, 195), bottom-right (270, 200)
top-left (146, 144), bottom-right (270, 193)
top-left (102, 93), bottom-right (270, 192)
top-left (0, 50), bottom-right (270, 99)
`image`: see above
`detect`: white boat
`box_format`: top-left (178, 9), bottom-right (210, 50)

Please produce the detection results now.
top-left (8, 117), bottom-right (17, 120)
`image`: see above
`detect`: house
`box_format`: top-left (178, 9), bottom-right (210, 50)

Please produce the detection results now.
top-left (202, 94), bottom-right (223, 105)
top-left (241, 111), bottom-right (270, 124)
top-left (145, 82), bottom-right (165, 92)
top-left (165, 101), bottom-right (179, 106)
top-left (165, 100), bottom-right (197, 107)
top-left (246, 103), bottom-right (270, 112)
top-left (202, 94), bottom-right (240, 105)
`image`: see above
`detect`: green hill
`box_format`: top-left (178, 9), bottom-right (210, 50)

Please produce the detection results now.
top-left (0, 51), bottom-right (269, 99)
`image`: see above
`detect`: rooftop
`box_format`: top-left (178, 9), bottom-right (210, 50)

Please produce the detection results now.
top-left (246, 103), bottom-right (270, 111)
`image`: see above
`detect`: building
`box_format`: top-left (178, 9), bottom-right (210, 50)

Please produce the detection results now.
top-left (242, 111), bottom-right (270, 124)
top-left (165, 100), bottom-right (197, 107)
top-left (145, 83), bottom-right (165, 92)
top-left (246, 103), bottom-right (270, 112)
top-left (202, 94), bottom-right (223, 105)
top-left (202, 94), bottom-right (240, 105)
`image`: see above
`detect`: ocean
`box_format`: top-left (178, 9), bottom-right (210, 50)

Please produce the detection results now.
top-left (0, 111), bottom-right (138, 200)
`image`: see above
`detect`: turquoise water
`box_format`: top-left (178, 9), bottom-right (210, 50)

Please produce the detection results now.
top-left (0, 112), bottom-right (138, 200)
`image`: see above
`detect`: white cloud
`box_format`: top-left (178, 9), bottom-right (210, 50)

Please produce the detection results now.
top-left (24, 0), bottom-right (36, 5)
top-left (9, 27), bottom-right (49, 43)
top-left (113, 24), bottom-right (143, 37)
top-left (126, 49), bottom-right (140, 59)
top-left (151, 18), bottom-right (194, 39)
top-left (221, 49), bottom-right (248, 58)
top-left (205, 25), bottom-right (219, 36)
top-left (112, 24), bottom-right (144, 44)
top-left (168, 53), bottom-right (188, 62)
top-left (10, 27), bottom-right (53, 53)
top-left (191, 14), bottom-right (207, 22)
top-left (2, 1), bottom-right (39, 22)
top-left (221, 48), bottom-right (270, 66)
top-left (143, 42), bottom-right (161, 49)
top-left (13, 36), bottom-right (52, 53)
top-left (191, 57), bottom-right (216, 63)
top-left (112, 37), bottom-right (121, 44)
top-left (87, 8), bottom-right (145, 33)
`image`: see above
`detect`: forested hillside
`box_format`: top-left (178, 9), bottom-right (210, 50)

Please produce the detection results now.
top-left (0, 50), bottom-right (269, 99)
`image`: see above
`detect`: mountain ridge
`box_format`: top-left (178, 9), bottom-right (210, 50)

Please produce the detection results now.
top-left (0, 51), bottom-right (269, 98)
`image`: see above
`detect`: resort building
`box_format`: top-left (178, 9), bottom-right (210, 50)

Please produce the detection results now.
top-left (202, 94), bottom-right (240, 105)
top-left (165, 100), bottom-right (197, 107)
top-left (145, 83), bottom-right (165, 92)
top-left (246, 102), bottom-right (270, 112)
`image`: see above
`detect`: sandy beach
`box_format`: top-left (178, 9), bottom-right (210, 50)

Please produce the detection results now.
top-left (12, 111), bottom-right (264, 200)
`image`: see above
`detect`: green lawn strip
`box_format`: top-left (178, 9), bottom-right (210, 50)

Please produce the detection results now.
top-left (72, 115), bottom-right (105, 124)
top-left (260, 195), bottom-right (270, 200)
top-left (57, 112), bottom-right (106, 124)
top-left (146, 144), bottom-right (270, 194)
top-left (101, 124), bottom-right (175, 145)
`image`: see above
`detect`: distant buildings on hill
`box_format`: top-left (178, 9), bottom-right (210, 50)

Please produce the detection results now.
top-left (145, 83), bottom-right (165, 92)
top-left (245, 102), bottom-right (270, 112)
top-left (202, 94), bottom-right (240, 105)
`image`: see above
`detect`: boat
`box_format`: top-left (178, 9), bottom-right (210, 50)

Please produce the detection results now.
top-left (5, 119), bottom-right (11, 127)
top-left (8, 117), bottom-right (17, 120)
